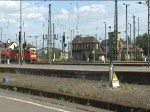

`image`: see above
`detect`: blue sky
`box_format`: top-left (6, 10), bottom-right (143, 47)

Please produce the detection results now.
top-left (0, 1), bottom-right (148, 50)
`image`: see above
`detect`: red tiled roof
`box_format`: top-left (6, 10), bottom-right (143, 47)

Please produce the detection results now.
top-left (1, 42), bottom-right (16, 49)
top-left (72, 35), bottom-right (99, 44)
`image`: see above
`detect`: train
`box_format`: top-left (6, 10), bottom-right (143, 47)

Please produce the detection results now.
top-left (1, 49), bottom-right (37, 63)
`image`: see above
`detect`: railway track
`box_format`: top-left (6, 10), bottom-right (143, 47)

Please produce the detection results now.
top-left (0, 84), bottom-right (149, 112)
top-left (0, 65), bottom-right (150, 111)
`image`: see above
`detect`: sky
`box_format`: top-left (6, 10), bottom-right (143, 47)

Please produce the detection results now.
top-left (0, 0), bottom-right (148, 50)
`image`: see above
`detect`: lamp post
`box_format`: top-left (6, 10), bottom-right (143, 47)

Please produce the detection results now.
top-left (137, 1), bottom-right (150, 67)
top-left (104, 22), bottom-right (107, 62)
top-left (0, 27), bottom-right (2, 64)
top-left (123, 3), bottom-right (129, 63)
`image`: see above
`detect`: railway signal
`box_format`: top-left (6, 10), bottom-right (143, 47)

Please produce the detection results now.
top-left (19, 31), bottom-right (21, 44)
top-left (63, 32), bottom-right (65, 42)
top-left (23, 42), bottom-right (26, 49)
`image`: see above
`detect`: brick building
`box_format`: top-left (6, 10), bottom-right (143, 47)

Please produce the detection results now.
top-left (72, 35), bottom-right (100, 61)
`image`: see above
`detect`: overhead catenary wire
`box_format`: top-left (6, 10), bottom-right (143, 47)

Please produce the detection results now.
top-left (1, 1), bottom-right (149, 46)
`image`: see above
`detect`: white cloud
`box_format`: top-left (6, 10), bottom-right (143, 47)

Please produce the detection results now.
top-left (74, 4), bottom-right (106, 14)
top-left (0, 1), bottom-right (48, 23)
top-left (53, 8), bottom-right (70, 21)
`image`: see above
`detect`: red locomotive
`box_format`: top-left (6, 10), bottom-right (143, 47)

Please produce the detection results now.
top-left (1, 49), bottom-right (37, 63)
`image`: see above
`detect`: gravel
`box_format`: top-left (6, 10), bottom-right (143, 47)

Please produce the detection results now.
top-left (0, 73), bottom-right (150, 109)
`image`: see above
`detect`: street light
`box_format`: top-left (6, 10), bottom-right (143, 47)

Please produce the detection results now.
top-left (137, 1), bottom-right (150, 68)
top-left (123, 3), bottom-right (129, 63)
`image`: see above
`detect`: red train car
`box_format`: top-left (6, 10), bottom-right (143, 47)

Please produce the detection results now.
top-left (1, 50), bottom-right (8, 63)
top-left (1, 49), bottom-right (37, 63)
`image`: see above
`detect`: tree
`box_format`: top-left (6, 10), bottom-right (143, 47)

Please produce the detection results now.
top-left (136, 33), bottom-right (148, 55)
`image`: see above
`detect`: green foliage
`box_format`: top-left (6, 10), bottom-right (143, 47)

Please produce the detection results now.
top-left (86, 100), bottom-right (90, 106)
top-left (136, 33), bottom-right (148, 55)
top-left (39, 48), bottom-right (61, 60)
top-left (128, 35), bottom-right (132, 45)
top-left (53, 48), bottom-right (61, 59)
top-left (13, 87), bottom-right (18, 92)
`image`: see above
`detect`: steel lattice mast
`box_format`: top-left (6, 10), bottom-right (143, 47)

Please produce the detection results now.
top-left (48, 4), bottom-right (52, 64)
top-left (114, 0), bottom-right (118, 60)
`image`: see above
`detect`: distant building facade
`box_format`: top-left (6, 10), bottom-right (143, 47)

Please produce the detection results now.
top-left (72, 35), bottom-right (100, 61)
top-left (100, 32), bottom-right (144, 61)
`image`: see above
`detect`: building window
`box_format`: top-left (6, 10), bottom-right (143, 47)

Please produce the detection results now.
top-left (75, 44), bottom-right (76, 50)
top-left (75, 44), bottom-right (77, 50)
top-left (92, 44), bottom-right (95, 50)
top-left (87, 44), bottom-right (89, 50)
top-left (79, 44), bottom-right (81, 50)
top-left (84, 44), bottom-right (86, 50)
top-left (90, 44), bottom-right (92, 50)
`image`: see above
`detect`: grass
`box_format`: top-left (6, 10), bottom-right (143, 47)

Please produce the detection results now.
top-left (0, 72), bottom-right (150, 110)
top-left (13, 87), bottom-right (17, 92)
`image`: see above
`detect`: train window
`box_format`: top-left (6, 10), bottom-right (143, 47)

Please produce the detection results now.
top-left (31, 50), bottom-right (36, 55)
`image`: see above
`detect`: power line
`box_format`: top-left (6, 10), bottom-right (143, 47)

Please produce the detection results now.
top-left (0, 1), bottom-right (45, 18)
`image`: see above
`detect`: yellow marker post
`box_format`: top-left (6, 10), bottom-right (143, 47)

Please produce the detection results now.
top-left (112, 72), bottom-right (120, 88)
top-left (113, 72), bottom-right (118, 81)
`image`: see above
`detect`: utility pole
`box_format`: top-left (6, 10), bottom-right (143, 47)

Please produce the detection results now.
top-left (73, 29), bottom-right (74, 39)
top-left (35, 36), bottom-right (38, 50)
top-left (76, 3), bottom-right (79, 35)
top-left (133, 15), bottom-right (136, 61)
top-left (16, 34), bottom-right (17, 44)
top-left (104, 22), bottom-right (107, 61)
top-left (20, 0), bottom-right (23, 65)
top-left (48, 4), bottom-right (52, 64)
top-left (148, 0), bottom-right (150, 68)
top-left (53, 23), bottom-right (55, 61)
top-left (123, 3), bottom-right (129, 63)
top-left (53, 23), bottom-right (55, 49)
top-left (23, 32), bottom-right (26, 64)
top-left (68, 42), bottom-right (70, 57)
top-left (70, 29), bottom-right (72, 59)
top-left (137, 1), bottom-right (150, 67)
top-left (114, 0), bottom-right (118, 60)
top-left (130, 23), bottom-right (132, 61)
top-left (42, 34), bottom-right (45, 55)
top-left (138, 17), bottom-right (140, 37)
top-left (109, 0), bottom-right (118, 87)
top-left (0, 27), bottom-right (2, 64)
